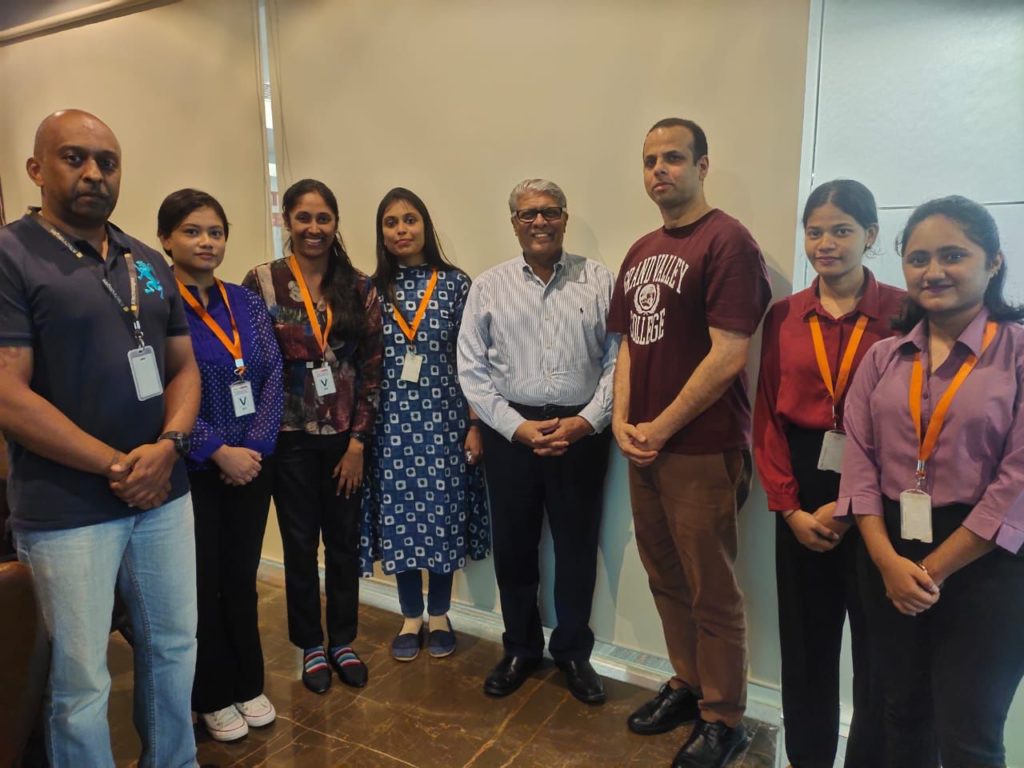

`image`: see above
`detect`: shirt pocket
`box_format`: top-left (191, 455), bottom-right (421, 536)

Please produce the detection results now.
top-left (561, 294), bottom-right (606, 367)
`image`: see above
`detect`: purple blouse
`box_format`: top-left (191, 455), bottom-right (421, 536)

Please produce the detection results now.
top-left (837, 308), bottom-right (1024, 553)
top-left (181, 281), bottom-right (284, 471)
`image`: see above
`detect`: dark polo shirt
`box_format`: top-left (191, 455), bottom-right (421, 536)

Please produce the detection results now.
top-left (0, 213), bottom-right (190, 531)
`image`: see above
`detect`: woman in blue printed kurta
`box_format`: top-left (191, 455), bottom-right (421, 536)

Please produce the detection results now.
top-left (360, 187), bottom-right (489, 661)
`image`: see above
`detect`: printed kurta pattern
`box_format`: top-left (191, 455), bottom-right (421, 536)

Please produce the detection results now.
top-left (360, 266), bottom-right (489, 575)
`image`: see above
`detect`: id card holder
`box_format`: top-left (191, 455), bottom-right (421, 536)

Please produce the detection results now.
top-left (817, 429), bottom-right (846, 473)
top-left (900, 489), bottom-right (933, 543)
top-left (230, 380), bottom-right (255, 417)
top-left (400, 349), bottom-right (424, 383)
top-left (312, 363), bottom-right (336, 396)
top-left (128, 345), bottom-right (163, 401)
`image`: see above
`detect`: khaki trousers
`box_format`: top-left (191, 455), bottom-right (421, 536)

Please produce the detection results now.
top-left (629, 449), bottom-right (751, 726)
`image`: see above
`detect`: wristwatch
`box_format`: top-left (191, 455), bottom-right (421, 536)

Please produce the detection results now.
top-left (158, 431), bottom-right (192, 456)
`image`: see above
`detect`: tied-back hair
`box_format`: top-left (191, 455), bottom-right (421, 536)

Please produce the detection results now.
top-left (282, 178), bottom-right (365, 341)
top-left (156, 188), bottom-right (229, 256)
top-left (802, 179), bottom-right (878, 230)
top-left (372, 187), bottom-right (467, 307)
top-left (892, 195), bottom-right (1024, 332)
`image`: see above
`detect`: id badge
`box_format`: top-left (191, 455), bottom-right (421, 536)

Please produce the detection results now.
top-left (900, 489), bottom-right (933, 543)
top-left (230, 380), bottom-right (255, 417)
top-left (312, 364), bottom-right (336, 396)
top-left (400, 349), bottom-right (424, 383)
top-left (817, 429), bottom-right (847, 473)
top-left (128, 345), bottom-right (163, 401)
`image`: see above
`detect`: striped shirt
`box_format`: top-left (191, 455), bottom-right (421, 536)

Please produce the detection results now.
top-left (457, 251), bottom-right (618, 441)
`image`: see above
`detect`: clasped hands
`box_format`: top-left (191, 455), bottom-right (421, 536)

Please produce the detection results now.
top-left (107, 441), bottom-right (180, 510)
top-left (785, 502), bottom-right (848, 552)
top-left (612, 420), bottom-right (667, 467)
top-left (512, 416), bottom-right (593, 456)
top-left (879, 553), bottom-right (941, 617)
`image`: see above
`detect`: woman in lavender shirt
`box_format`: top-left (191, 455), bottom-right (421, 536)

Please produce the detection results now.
top-left (837, 196), bottom-right (1024, 768)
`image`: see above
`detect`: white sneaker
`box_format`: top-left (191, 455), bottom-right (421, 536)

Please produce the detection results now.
top-left (201, 705), bottom-right (249, 742)
top-left (234, 693), bottom-right (277, 728)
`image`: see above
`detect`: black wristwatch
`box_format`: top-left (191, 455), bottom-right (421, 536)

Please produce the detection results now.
top-left (158, 431), bottom-right (191, 456)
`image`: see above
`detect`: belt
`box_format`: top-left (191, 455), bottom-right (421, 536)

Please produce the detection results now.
top-left (508, 402), bottom-right (585, 420)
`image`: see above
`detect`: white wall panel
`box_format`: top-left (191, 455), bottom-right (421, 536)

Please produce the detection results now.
top-left (811, 0), bottom-right (1024, 206)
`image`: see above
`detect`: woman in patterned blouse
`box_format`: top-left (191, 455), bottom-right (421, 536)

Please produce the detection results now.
top-left (360, 188), bottom-right (490, 662)
top-left (243, 179), bottom-right (383, 695)
top-left (158, 188), bottom-right (283, 741)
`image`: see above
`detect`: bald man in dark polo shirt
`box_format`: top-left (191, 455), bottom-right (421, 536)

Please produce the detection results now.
top-left (0, 110), bottom-right (201, 768)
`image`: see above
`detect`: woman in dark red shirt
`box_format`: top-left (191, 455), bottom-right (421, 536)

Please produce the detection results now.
top-left (754, 180), bottom-right (904, 768)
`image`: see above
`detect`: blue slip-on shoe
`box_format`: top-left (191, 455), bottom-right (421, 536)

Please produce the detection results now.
top-left (428, 617), bottom-right (456, 658)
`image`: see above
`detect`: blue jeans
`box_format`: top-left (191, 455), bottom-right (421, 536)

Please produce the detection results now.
top-left (16, 494), bottom-right (199, 768)
top-left (395, 569), bottom-right (454, 618)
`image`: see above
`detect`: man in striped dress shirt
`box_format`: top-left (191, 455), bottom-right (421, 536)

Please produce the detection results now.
top-left (457, 178), bottom-right (618, 705)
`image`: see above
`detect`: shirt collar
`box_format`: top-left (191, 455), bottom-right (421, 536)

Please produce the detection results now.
top-left (520, 251), bottom-right (565, 278)
top-left (799, 267), bottom-right (884, 321)
top-left (902, 306), bottom-right (992, 355)
top-left (26, 207), bottom-right (129, 261)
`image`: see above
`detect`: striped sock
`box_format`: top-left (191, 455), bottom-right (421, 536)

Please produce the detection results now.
top-left (329, 645), bottom-right (363, 669)
top-left (303, 646), bottom-right (328, 675)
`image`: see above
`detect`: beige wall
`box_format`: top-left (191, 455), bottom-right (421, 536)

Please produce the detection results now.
top-left (268, 0), bottom-right (810, 688)
top-left (0, 0), bottom-right (270, 283)
top-left (0, 0), bottom-right (812, 699)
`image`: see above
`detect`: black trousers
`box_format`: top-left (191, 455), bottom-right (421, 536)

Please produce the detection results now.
top-left (274, 432), bottom-right (361, 649)
top-left (481, 408), bottom-right (611, 663)
top-left (860, 499), bottom-right (1024, 768)
top-left (188, 462), bottom-right (273, 713)
top-left (777, 428), bottom-right (881, 768)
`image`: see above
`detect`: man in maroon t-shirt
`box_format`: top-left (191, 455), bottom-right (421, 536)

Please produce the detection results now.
top-left (609, 118), bottom-right (771, 768)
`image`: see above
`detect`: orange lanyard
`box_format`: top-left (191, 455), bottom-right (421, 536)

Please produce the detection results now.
top-left (177, 278), bottom-right (245, 374)
top-left (909, 320), bottom-right (998, 486)
top-left (808, 313), bottom-right (869, 428)
top-left (287, 255), bottom-right (333, 357)
top-left (392, 269), bottom-right (438, 344)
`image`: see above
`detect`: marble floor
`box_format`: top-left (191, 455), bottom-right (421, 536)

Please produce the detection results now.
top-left (108, 577), bottom-right (777, 767)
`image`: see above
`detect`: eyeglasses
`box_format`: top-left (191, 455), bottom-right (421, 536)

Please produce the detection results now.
top-left (515, 206), bottom-right (564, 223)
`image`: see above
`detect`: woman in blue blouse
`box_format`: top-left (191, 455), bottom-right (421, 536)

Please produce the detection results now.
top-left (157, 189), bottom-right (284, 743)
top-left (361, 187), bottom-right (489, 661)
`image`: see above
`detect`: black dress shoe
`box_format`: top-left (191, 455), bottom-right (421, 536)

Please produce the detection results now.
top-left (301, 648), bottom-right (331, 695)
top-left (556, 659), bottom-right (606, 704)
top-left (483, 655), bottom-right (541, 697)
top-left (672, 719), bottom-right (750, 768)
top-left (328, 646), bottom-right (369, 688)
top-left (627, 682), bottom-right (700, 734)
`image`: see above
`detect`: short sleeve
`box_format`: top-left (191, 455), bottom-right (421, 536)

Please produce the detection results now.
top-left (607, 258), bottom-right (629, 335)
top-left (0, 244), bottom-right (33, 347)
top-left (704, 226), bottom-right (771, 334)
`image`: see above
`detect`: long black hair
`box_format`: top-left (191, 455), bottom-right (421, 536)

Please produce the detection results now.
top-left (281, 178), bottom-right (365, 340)
top-left (371, 187), bottom-right (466, 306)
top-left (892, 195), bottom-right (1024, 332)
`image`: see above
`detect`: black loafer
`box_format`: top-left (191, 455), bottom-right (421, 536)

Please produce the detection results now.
top-left (627, 682), bottom-right (700, 734)
top-left (301, 648), bottom-right (331, 695)
top-left (329, 646), bottom-right (369, 688)
top-left (483, 655), bottom-right (541, 697)
top-left (672, 719), bottom-right (749, 768)
top-left (556, 659), bottom-right (606, 704)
